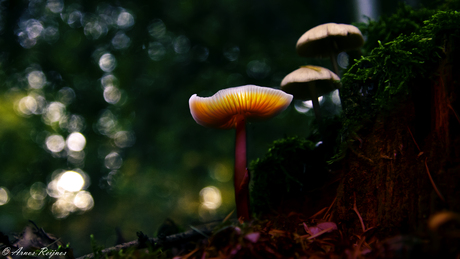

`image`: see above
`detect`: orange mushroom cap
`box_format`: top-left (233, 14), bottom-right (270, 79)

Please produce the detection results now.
top-left (189, 85), bottom-right (293, 129)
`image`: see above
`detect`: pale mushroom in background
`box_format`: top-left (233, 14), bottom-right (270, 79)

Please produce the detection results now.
top-left (281, 65), bottom-right (340, 125)
top-left (296, 23), bottom-right (364, 75)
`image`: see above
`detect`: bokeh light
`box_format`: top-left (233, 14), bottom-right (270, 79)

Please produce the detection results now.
top-left (103, 86), bottom-right (122, 104)
top-left (27, 197), bottom-right (45, 210)
top-left (43, 101), bottom-right (66, 124)
top-left (192, 45), bottom-right (209, 62)
top-left (57, 87), bottom-right (76, 105)
top-left (112, 31), bottom-right (131, 49)
top-left (18, 31), bottom-right (37, 48)
top-left (0, 187), bottom-right (10, 206)
top-left (16, 93), bottom-right (47, 116)
top-left (104, 152), bottom-right (123, 170)
top-left (148, 19), bottom-right (166, 39)
top-left (47, 0), bottom-right (64, 13)
top-left (66, 132), bottom-right (86, 152)
top-left (97, 110), bottom-right (118, 136)
top-left (99, 53), bottom-right (117, 72)
top-left (100, 74), bottom-right (117, 86)
top-left (199, 186), bottom-right (222, 210)
top-left (337, 52), bottom-right (349, 69)
top-left (61, 114), bottom-right (86, 133)
top-left (113, 131), bottom-right (136, 148)
top-left (83, 14), bottom-right (108, 40)
top-left (65, 9), bottom-right (83, 28)
top-left (30, 182), bottom-right (47, 200)
top-left (209, 163), bottom-right (232, 182)
top-left (17, 95), bottom-right (38, 115)
top-left (26, 19), bottom-right (44, 39)
top-left (50, 189), bottom-right (94, 218)
top-left (74, 191), bottom-right (94, 210)
top-left (331, 90), bottom-right (342, 106)
top-left (26, 187), bottom-right (46, 210)
top-left (148, 42), bottom-right (166, 61)
top-left (173, 35), bottom-right (191, 54)
top-left (67, 150), bottom-right (85, 166)
top-left (117, 11), bottom-right (134, 29)
top-left (223, 45), bottom-right (240, 61)
top-left (28, 70), bottom-right (47, 89)
top-left (57, 170), bottom-right (85, 192)
top-left (46, 134), bottom-right (66, 153)
top-left (294, 97), bottom-right (324, 114)
top-left (43, 26), bottom-right (60, 43)
top-left (246, 60), bottom-right (270, 79)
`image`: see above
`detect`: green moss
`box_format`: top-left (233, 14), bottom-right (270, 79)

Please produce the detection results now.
top-left (331, 9), bottom-right (460, 163)
top-left (356, 4), bottom-right (436, 55)
top-left (250, 136), bottom-right (331, 215)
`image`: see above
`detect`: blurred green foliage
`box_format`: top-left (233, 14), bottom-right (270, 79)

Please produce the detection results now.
top-left (0, 0), bottom-right (437, 255)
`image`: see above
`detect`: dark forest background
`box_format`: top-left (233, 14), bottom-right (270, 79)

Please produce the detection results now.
top-left (0, 0), bottom-right (438, 255)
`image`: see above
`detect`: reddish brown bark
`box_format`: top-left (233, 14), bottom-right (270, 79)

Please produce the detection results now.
top-left (335, 37), bottom-right (460, 237)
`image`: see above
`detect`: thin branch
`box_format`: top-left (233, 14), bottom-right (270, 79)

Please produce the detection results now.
top-left (309, 207), bottom-right (328, 219)
top-left (76, 222), bottom-right (221, 259)
top-left (406, 126), bottom-right (421, 152)
top-left (424, 158), bottom-right (446, 202)
top-left (352, 193), bottom-right (366, 233)
top-left (323, 196), bottom-right (337, 220)
top-left (447, 103), bottom-right (460, 124)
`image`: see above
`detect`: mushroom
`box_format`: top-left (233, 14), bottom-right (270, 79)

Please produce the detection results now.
top-left (189, 85), bottom-right (293, 220)
top-left (281, 65), bottom-right (340, 125)
top-left (296, 23), bottom-right (364, 75)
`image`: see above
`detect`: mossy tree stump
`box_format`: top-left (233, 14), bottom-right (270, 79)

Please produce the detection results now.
top-left (335, 12), bottom-right (460, 237)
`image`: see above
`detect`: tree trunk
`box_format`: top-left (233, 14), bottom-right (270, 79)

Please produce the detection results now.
top-left (335, 35), bottom-right (460, 237)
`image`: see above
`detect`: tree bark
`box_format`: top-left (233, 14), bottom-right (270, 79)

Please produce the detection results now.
top-left (335, 36), bottom-right (460, 237)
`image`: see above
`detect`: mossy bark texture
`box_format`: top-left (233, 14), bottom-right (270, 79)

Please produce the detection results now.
top-left (335, 35), bottom-right (460, 237)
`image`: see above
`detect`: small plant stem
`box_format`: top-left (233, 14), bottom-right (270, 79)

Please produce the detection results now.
top-left (323, 195), bottom-right (337, 220)
top-left (424, 158), bottom-right (446, 202)
top-left (234, 118), bottom-right (251, 220)
top-left (407, 126), bottom-right (421, 152)
top-left (447, 103), bottom-right (460, 124)
top-left (352, 193), bottom-right (366, 233)
top-left (407, 125), bottom-right (445, 202)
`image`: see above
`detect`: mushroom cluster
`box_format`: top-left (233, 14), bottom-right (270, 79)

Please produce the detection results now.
top-left (281, 23), bottom-right (364, 127)
top-left (189, 85), bottom-right (293, 220)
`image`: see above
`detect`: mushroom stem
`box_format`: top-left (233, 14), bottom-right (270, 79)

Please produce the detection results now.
top-left (308, 83), bottom-right (323, 126)
top-left (329, 52), bottom-right (340, 76)
top-left (234, 117), bottom-right (251, 220)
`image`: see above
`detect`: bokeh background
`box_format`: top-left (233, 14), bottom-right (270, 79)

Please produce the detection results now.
top-left (0, 0), bottom-right (430, 255)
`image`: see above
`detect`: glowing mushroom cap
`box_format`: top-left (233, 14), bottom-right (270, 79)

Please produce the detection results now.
top-left (189, 85), bottom-right (293, 129)
top-left (281, 65), bottom-right (340, 100)
top-left (296, 23), bottom-right (364, 58)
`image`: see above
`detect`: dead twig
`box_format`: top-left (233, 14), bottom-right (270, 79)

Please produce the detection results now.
top-left (352, 193), bottom-right (366, 233)
top-left (76, 222), bottom-right (222, 259)
top-left (407, 126), bottom-right (421, 152)
top-left (407, 125), bottom-right (445, 202)
top-left (323, 196), bottom-right (337, 220)
top-left (424, 158), bottom-right (446, 202)
top-left (309, 207), bottom-right (328, 219)
top-left (447, 103), bottom-right (460, 124)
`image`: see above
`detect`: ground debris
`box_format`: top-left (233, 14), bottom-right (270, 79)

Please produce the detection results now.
top-left (171, 211), bottom-right (460, 259)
